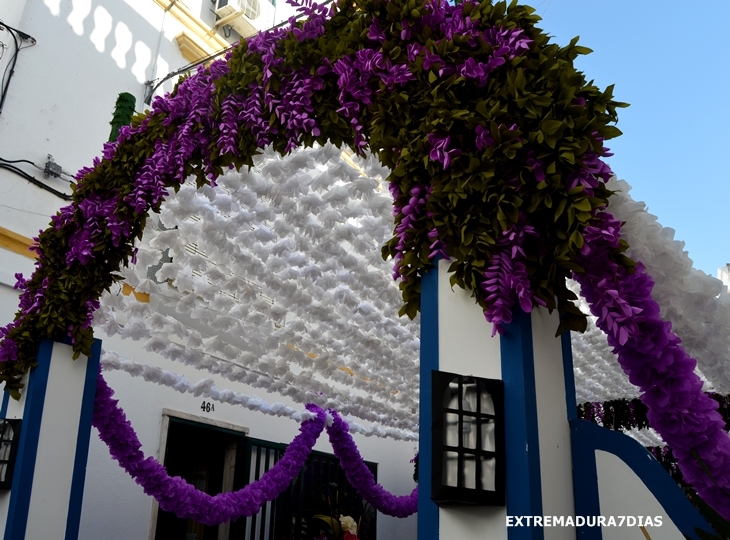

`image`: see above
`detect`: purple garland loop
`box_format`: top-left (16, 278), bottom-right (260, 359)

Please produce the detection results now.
top-left (93, 370), bottom-right (417, 524)
top-left (574, 212), bottom-right (730, 519)
top-left (94, 370), bottom-right (326, 525)
top-left (326, 409), bottom-right (419, 518)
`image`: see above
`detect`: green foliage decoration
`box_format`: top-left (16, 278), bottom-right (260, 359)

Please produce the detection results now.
top-left (108, 92), bottom-right (137, 142)
top-left (0, 0), bottom-right (629, 396)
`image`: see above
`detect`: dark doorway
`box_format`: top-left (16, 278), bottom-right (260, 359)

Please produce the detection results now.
top-left (154, 417), bottom-right (245, 540)
top-left (154, 419), bottom-right (377, 540)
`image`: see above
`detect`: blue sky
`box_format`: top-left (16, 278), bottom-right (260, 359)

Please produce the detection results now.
top-left (535, 0), bottom-right (730, 277)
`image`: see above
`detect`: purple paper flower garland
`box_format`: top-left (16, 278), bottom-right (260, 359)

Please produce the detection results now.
top-left (326, 409), bottom-right (419, 518)
top-left (481, 220), bottom-right (544, 335)
top-left (578, 395), bottom-right (730, 434)
top-left (391, 183), bottom-right (430, 281)
top-left (94, 369), bottom-right (327, 524)
top-left (574, 212), bottom-right (730, 519)
top-left (93, 370), bottom-right (417, 523)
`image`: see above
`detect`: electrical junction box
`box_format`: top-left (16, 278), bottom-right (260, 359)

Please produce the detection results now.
top-left (44, 160), bottom-right (63, 178)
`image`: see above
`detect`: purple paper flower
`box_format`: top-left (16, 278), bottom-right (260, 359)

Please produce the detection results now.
top-left (423, 50), bottom-right (443, 71)
top-left (0, 337), bottom-right (18, 363)
top-left (575, 210), bottom-right (730, 519)
top-left (13, 273), bottom-right (26, 291)
top-left (391, 185), bottom-right (430, 280)
top-left (526, 151), bottom-right (545, 182)
top-left (483, 26), bottom-right (532, 59)
top-left (407, 43), bottom-right (424, 63)
top-left (367, 22), bottom-right (386, 43)
top-left (482, 252), bottom-right (530, 335)
top-left (378, 61), bottom-right (415, 88)
top-left (427, 133), bottom-right (462, 169)
top-left (52, 204), bottom-right (76, 230)
top-left (481, 220), bottom-right (543, 334)
top-left (427, 228), bottom-right (448, 260)
top-left (475, 125), bottom-right (495, 150)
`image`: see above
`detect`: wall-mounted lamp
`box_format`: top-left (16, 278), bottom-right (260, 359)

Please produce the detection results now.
top-left (0, 418), bottom-right (22, 490)
top-left (431, 371), bottom-right (504, 506)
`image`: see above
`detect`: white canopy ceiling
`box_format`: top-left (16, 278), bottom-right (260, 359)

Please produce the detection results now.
top-left (94, 143), bottom-right (730, 443)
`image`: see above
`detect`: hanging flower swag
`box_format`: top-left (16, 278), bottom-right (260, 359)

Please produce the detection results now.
top-left (93, 369), bottom-right (417, 522)
top-left (578, 395), bottom-right (730, 434)
top-left (1, 0), bottom-right (730, 518)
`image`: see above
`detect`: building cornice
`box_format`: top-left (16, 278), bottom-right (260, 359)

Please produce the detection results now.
top-left (153, 0), bottom-right (229, 61)
top-left (0, 226), bottom-right (35, 260)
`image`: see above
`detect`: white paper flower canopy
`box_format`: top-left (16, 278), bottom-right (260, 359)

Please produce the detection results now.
top-left (94, 142), bottom-right (730, 443)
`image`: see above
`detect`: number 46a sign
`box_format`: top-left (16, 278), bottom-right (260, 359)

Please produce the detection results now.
top-left (201, 401), bottom-right (215, 413)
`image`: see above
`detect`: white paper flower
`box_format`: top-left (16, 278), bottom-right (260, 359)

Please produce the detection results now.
top-left (339, 515), bottom-right (357, 535)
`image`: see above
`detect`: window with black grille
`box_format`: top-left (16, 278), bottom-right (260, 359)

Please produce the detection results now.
top-left (232, 439), bottom-right (378, 540)
top-left (431, 371), bottom-right (504, 506)
top-left (0, 418), bottom-right (21, 490)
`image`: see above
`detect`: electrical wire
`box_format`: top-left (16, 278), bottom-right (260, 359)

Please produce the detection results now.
top-left (0, 21), bottom-right (36, 117)
top-left (0, 162), bottom-right (72, 201)
top-left (0, 156), bottom-right (77, 184)
top-left (0, 157), bottom-right (35, 166)
top-left (144, 44), bottom-right (235, 104)
top-left (143, 0), bottom-right (336, 104)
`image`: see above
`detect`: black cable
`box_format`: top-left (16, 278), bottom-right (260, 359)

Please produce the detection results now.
top-left (0, 163), bottom-right (72, 201)
top-left (0, 26), bottom-right (20, 116)
top-left (0, 21), bottom-right (36, 117)
top-left (0, 156), bottom-right (77, 183)
top-left (0, 156), bottom-right (36, 166)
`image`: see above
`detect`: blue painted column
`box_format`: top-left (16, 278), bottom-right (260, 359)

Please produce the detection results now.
top-left (500, 310), bottom-right (544, 540)
top-left (2, 339), bottom-right (100, 540)
top-left (418, 264), bottom-right (440, 540)
top-left (420, 259), bottom-right (577, 540)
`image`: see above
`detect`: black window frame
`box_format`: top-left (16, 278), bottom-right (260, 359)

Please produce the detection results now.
top-left (0, 418), bottom-right (21, 490)
top-left (431, 370), bottom-right (505, 506)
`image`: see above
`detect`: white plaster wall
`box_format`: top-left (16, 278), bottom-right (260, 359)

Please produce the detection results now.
top-left (0, 0), bottom-right (196, 243)
top-left (436, 258), bottom-right (506, 540)
top-left (0, 0), bottom-right (28, 28)
top-left (0, 338), bottom-right (88, 537)
top-left (595, 450), bottom-right (682, 540)
top-left (718, 264), bottom-right (730, 292)
top-left (531, 309), bottom-right (575, 540)
top-left (436, 262), bottom-right (577, 540)
top-left (437, 258), bottom-right (501, 380)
